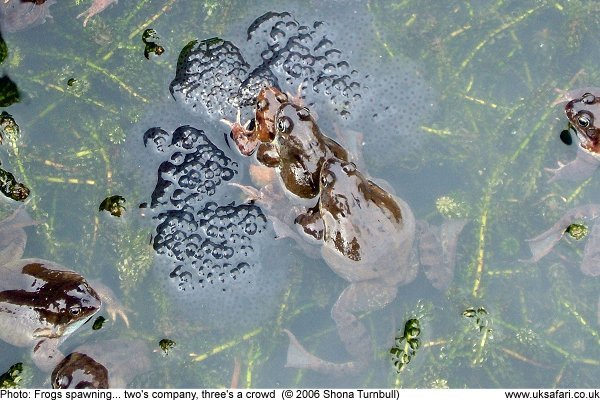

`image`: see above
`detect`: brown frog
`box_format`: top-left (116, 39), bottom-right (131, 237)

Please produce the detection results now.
top-left (257, 103), bottom-right (348, 199)
top-left (549, 89), bottom-right (600, 182)
top-left (51, 339), bottom-right (151, 388)
top-left (0, 208), bottom-right (127, 371)
top-left (284, 158), bottom-right (466, 374)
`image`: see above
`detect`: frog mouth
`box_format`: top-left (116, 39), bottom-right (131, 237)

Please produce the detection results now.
top-left (34, 316), bottom-right (91, 339)
top-left (570, 124), bottom-right (600, 153)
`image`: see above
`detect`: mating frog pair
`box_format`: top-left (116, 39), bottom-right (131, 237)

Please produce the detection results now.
top-left (224, 87), bottom-right (467, 373)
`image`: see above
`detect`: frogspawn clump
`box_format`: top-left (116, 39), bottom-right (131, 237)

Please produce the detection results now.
top-left (140, 124), bottom-right (289, 330)
top-left (169, 8), bottom-right (435, 168)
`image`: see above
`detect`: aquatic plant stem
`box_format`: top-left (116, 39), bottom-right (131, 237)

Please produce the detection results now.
top-left (458, 5), bottom-right (543, 75)
top-left (191, 328), bottom-right (262, 362)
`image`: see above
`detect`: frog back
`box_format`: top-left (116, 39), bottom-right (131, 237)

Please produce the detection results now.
top-left (322, 193), bottom-right (417, 284)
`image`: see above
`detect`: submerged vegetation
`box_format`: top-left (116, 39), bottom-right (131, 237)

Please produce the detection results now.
top-left (0, 0), bottom-right (598, 388)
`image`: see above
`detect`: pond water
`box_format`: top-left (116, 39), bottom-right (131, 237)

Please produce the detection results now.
top-left (0, 0), bottom-right (598, 388)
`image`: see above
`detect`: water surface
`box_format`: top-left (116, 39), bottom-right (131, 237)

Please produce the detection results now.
top-left (0, 0), bottom-right (598, 388)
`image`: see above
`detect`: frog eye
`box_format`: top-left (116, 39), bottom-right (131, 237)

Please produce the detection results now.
top-left (256, 98), bottom-right (268, 112)
top-left (69, 305), bottom-right (82, 316)
top-left (341, 162), bottom-right (357, 174)
top-left (276, 116), bottom-right (293, 133)
top-left (582, 93), bottom-right (596, 104)
top-left (576, 111), bottom-right (593, 128)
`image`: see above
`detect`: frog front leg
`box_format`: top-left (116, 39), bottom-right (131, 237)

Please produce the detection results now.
top-left (91, 282), bottom-right (129, 327)
top-left (32, 338), bottom-right (64, 372)
top-left (0, 208), bottom-right (37, 263)
top-left (524, 204), bottom-right (600, 263)
top-left (547, 145), bottom-right (600, 183)
top-left (77, 0), bottom-right (118, 27)
top-left (418, 218), bottom-right (468, 290)
top-left (284, 280), bottom-right (398, 375)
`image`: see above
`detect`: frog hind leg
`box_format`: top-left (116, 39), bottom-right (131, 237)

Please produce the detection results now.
top-left (419, 219), bottom-right (468, 290)
top-left (32, 338), bottom-right (64, 372)
top-left (284, 281), bottom-right (398, 375)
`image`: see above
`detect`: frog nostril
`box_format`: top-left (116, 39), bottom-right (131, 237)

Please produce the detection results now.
top-left (582, 93), bottom-right (596, 104)
top-left (276, 116), bottom-right (293, 133)
top-left (342, 162), bottom-right (356, 174)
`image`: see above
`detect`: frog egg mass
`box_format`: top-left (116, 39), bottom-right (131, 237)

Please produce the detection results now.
top-left (130, 4), bottom-right (438, 362)
top-left (137, 124), bottom-right (289, 330)
top-left (169, 8), bottom-right (435, 164)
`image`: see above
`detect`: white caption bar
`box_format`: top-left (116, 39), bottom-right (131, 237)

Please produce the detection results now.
top-left (0, 389), bottom-right (599, 400)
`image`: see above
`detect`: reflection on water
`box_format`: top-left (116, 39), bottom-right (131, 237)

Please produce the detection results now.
top-left (0, 0), bottom-right (598, 388)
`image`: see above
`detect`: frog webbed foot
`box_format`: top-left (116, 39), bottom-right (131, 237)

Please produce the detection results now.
top-left (0, 207), bottom-right (38, 263)
top-left (522, 204), bottom-right (600, 264)
top-left (546, 146), bottom-right (600, 183)
top-left (92, 282), bottom-right (129, 327)
top-left (282, 329), bottom-right (360, 375)
top-left (418, 219), bottom-right (468, 290)
top-left (284, 282), bottom-right (398, 375)
top-left (287, 83), bottom-right (306, 108)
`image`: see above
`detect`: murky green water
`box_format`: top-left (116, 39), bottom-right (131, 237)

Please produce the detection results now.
top-left (0, 0), bottom-right (598, 388)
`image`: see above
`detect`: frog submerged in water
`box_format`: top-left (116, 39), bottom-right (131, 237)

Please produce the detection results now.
top-left (548, 89), bottom-right (600, 182)
top-left (51, 339), bottom-right (151, 388)
top-left (0, 208), bottom-right (127, 371)
top-left (285, 158), bottom-right (466, 374)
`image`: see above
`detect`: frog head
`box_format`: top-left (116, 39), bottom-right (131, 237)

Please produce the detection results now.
top-left (566, 92), bottom-right (600, 154)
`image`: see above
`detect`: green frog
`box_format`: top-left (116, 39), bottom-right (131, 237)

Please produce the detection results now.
top-left (256, 103), bottom-right (348, 199)
top-left (285, 158), bottom-right (466, 374)
top-left (0, 208), bottom-right (127, 371)
top-left (549, 89), bottom-right (600, 182)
